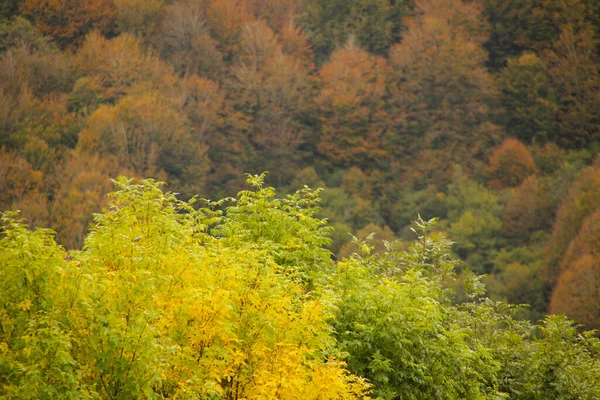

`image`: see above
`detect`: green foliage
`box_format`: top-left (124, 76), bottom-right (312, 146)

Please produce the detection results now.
top-left (301, 0), bottom-right (411, 61)
top-left (212, 173), bottom-right (333, 286)
top-left (445, 168), bottom-right (504, 273)
top-left (0, 212), bottom-right (90, 399)
top-left (330, 216), bottom-right (600, 399)
top-left (329, 218), bottom-right (496, 400)
top-left (0, 16), bottom-right (51, 52)
top-left (498, 53), bottom-right (557, 143)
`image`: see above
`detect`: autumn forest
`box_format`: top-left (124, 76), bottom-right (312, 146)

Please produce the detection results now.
top-left (2, 0), bottom-right (600, 398)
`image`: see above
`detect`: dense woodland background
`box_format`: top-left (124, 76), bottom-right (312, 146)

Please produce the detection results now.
top-left (2, 0), bottom-right (600, 332)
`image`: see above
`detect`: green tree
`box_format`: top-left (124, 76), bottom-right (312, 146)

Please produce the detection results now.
top-left (445, 168), bottom-right (504, 273)
top-left (498, 53), bottom-right (557, 143)
top-left (301, 0), bottom-right (411, 60)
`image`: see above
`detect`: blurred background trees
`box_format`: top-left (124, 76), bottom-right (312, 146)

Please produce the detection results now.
top-left (2, 0), bottom-right (600, 331)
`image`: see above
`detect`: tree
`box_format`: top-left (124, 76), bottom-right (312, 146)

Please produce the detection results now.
top-left (76, 90), bottom-right (208, 198)
top-left (152, 0), bottom-right (225, 80)
top-left (315, 40), bottom-right (389, 170)
top-left (74, 32), bottom-right (178, 103)
top-left (245, 0), bottom-right (302, 32)
top-left (481, 0), bottom-right (535, 69)
top-left (4, 176), bottom-right (600, 399)
top-left (481, 0), bottom-right (590, 69)
top-left (487, 138), bottom-right (537, 189)
top-left (228, 20), bottom-right (316, 185)
top-left (543, 165), bottom-right (600, 287)
top-left (204, 0), bottom-right (254, 60)
top-left (0, 18), bottom-right (73, 99)
top-left (338, 223), bottom-right (397, 259)
top-left (502, 176), bottom-right (551, 240)
top-left (445, 167), bottom-right (504, 273)
top-left (0, 176), bottom-right (370, 398)
top-left (388, 0), bottom-right (503, 188)
top-left (0, 148), bottom-right (48, 229)
top-left (301, 0), bottom-right (411, 60)
top-left (550, 208), bottom-right (600, 330)
top-left (0, 16), bottom-right (51, 53)
top-left (50, 150), bottom-right (116, 249)
top-left (498, 53), bottom-right (557, 143)
top-left (543, 24), bottom-right (600, 148)
top-left (19, 0), bottom-right (117, 48)
top-left (0, 0), bottom-right (23, 20)
top-left (113, 0), bottom-right (163, 38)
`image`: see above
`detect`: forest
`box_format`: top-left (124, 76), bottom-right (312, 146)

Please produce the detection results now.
top-left (1, 0), bottom-right (600, 397)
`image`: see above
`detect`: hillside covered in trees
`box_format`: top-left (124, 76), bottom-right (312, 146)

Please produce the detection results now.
top-left (2, 0), bottom-right (600, 360)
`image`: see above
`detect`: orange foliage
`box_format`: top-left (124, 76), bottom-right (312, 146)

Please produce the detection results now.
top-left (543, 165), bottom-right (600, 285)
top-left (550, 209), bottom-right (600, 330)
top-left (316, 41), bottom-right (389, 169)
top-left (279, 23), bottom-right (315, 70)
top-left (51, 150), bottom-right (116, 248)
top-left (236, 20), bottom-right (280, 68)
top-left (206, 0), bottom-right (254, 57)
top-left (387, 0), bottom-right (501, 187)
top-left (19, 0), bottom-right (117, 48)
top-left (487, 139), bottom-right (537, 189)
top-left (0, 148), bottom-right (49, 228)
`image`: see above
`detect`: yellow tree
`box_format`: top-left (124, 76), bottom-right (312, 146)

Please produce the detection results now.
top-left (0, 177), bottom-right (371, 398)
